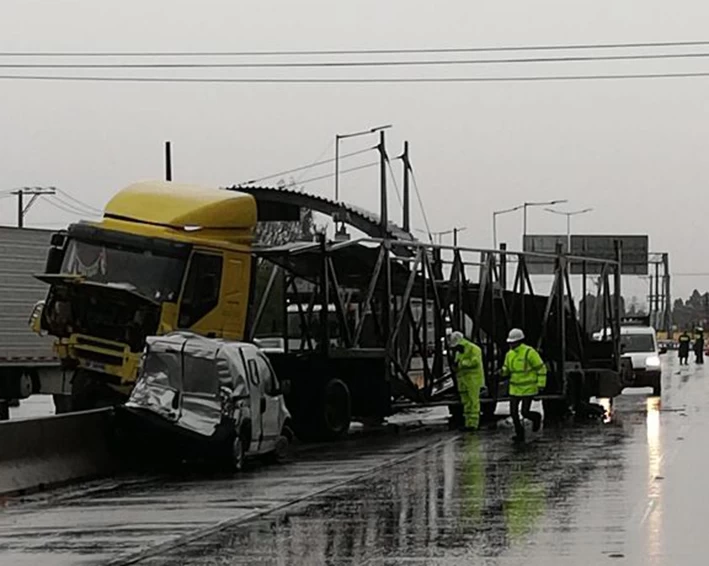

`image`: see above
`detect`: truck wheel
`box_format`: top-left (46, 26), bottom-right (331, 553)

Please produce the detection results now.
top-left (319, 378), bottom-right (351, 440)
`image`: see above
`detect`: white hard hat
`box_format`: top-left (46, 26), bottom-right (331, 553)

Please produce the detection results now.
top-left (507, 328), bottom-right (525, 343)
top-left (449, 331), bottom-right (464, 347)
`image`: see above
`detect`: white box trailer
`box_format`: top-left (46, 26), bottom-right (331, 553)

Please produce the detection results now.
top-left (0, 226), bottom-right (64, 412)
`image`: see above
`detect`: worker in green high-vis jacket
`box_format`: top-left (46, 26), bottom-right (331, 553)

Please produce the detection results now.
top-left (449, 331), bottom-right (485, 431)
top-left (501, 328), bottom-right (547, 443)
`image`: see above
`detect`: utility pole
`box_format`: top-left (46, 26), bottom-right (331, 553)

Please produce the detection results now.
top-left (401, 141), bottom-right (410, 233)
top-left (378, 130), bottom-right (388, 237)
top-left (165, 141), bottom-right (173, 181)
top-left (12, 187), bottom-right (56, 228)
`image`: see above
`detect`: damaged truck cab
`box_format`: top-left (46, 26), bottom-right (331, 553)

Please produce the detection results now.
top-left (33, 182), bottom-right (256, 411)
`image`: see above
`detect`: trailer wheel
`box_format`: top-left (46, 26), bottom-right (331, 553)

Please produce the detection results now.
top-left (543, 398), bottom-right (570, 422)
top-left (318, 378), bottom-right (351, 440)
top-left (481, 400), bottom-right (497, 422)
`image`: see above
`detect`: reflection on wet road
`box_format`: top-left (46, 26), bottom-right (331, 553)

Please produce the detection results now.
top-left (2, 354), bottom-right (708, 565)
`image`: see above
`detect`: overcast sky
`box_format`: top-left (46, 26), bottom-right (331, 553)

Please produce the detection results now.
top-left (1, 0), bottom-right (708, 301)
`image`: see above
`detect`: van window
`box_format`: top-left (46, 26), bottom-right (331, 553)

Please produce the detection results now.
top-left (620, 334), bottom-right (655, 353)
top-left (179, 253), bottom-right (223, 328)
top-left (255, 353), bottom-right (277, 395)
top-left (183, 355), bottom-right (218, 395)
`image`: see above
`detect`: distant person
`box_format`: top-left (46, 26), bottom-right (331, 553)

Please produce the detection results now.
top-left (449, 331), bottom-right (485, 432)
top-left (678, 331), bottom-right (691, 365)
top-left (695, 330), bottom-right (705, 365)
top-left (501, 328), bottom-right (546, 443)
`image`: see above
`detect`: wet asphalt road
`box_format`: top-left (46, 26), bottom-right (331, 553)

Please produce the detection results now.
top-left (0, 353), bottom-right (706, 565)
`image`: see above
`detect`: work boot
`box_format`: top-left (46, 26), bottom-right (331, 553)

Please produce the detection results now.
top-left (511, 434), bottom-right (525, 443)
top-left (532, 419), bottom-right (543, 433)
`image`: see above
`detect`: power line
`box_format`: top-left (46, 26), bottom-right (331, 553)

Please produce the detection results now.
top-left (4, 39), bottom-right (709, 57)
top-left (6, 51), bottom-right (709, 68)
top-left (243, 147), bottom-right (373, 185)
top-left (44, 196), bottom-right (98, 218)
top-left (294, 140), bottom-right (334, 184)
top-left (295, 161), bottom-right (379, 186)
top-left (54, 188), bottom-right (103, 214)
top-left (409, 170), bottom-right (433, 243)
top-left (5, 71), bottom-right (709, 84)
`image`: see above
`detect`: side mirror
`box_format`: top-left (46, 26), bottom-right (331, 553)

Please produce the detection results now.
top-left (45, 247), bottom-right (65, 274)
top-left (659, 347), bottom-right (668, 355)
top-left (278, 380), bottom-right (292, 396)
top-left (50, 232), bottom-right (67, 247)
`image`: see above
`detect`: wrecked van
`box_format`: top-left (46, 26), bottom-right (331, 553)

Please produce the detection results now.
top-left (119, 331), bottom-right (293, 470)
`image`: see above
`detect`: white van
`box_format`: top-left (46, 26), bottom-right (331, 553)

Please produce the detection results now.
top-left (594, 324), bottom-right (662, 395)
top-left (121, 331), bottom-right (293, 470)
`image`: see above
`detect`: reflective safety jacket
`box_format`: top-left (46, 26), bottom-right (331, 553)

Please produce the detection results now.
top-left (454, 338), bottom-right (485, 390)
top-left (501, 344), bottom-right (547, 397)
top-left (678, 333), bottom-right (691, 355)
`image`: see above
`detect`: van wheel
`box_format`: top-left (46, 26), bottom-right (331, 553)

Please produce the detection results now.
top-left (229, 435), bottom-right (246, 472)
top-left (272, 425), bottom-right (294, 463)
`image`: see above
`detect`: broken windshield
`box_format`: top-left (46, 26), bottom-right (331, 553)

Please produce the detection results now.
top-left (61, 238), bottom-right (186, 302)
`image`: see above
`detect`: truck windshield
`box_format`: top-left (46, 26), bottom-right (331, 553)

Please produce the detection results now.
top-left (620, 334), bottom-right (656, 353)
top-left (61, 239), bottom-right (186, 302)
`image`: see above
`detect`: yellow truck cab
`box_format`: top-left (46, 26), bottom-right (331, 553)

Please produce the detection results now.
top-left (33, 181), bottom-right (256, 411)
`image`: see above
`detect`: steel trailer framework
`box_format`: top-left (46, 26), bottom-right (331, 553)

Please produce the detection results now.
top-left (248, 236), bottom-right (624, 428)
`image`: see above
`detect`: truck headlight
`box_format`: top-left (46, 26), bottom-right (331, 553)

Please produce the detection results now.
top-left (646, 355), bottom-right (661, 368)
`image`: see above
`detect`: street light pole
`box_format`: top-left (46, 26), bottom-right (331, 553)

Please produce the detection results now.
top-left (544, 207), bottom-right (594, 252)
top-left (492, 205), bottom-right (524, 249)
top-left (522, 199), bottom-right (568, 245)
top-left (334, 124), bottom-right (392, 204)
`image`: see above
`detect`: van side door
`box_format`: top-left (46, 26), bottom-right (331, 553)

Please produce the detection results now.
top-left (254, 352), bottom-right (283, 452)
top-left (241, 348), bottom-right (265, 454)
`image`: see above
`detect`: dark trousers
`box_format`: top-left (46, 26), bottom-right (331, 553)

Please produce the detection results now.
top-left (697, 349), bottom-right (705, 364)
top-left (510, 396), bottom-right (542, 439)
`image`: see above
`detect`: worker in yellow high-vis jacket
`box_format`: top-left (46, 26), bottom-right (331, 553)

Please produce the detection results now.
top-left (501, 328), bottom-right (547, 442)
top-left (449, 331), bottom-right (485, 431)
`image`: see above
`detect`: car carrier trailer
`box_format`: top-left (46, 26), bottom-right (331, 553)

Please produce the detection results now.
top-left (248, 235), bottom-right (625, 440)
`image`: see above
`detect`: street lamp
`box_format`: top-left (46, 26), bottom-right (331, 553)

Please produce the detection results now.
top-left (335, 124), bottom-right (392, 203)
top-left (544, 207), bottom-right (593, 252)
top-left (522, 199), bottom-right (568, 244)
top-left (492, 205), bottom-right (523, 250)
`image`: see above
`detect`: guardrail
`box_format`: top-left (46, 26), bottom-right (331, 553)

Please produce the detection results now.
top-left (0, 408), bottom-right (115, 496)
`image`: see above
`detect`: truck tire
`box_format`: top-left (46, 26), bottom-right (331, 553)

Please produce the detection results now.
top-left (318, 378), bottom-right (352, 440)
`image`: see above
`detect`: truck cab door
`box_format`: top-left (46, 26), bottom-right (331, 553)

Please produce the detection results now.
top-left (178, 250), bottom-right (224, 337)
top-left (221, 252), bottom-right (250, 340)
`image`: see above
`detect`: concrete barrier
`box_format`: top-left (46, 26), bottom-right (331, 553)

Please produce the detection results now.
top-left (0, 408), bottom-right (115, 496)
